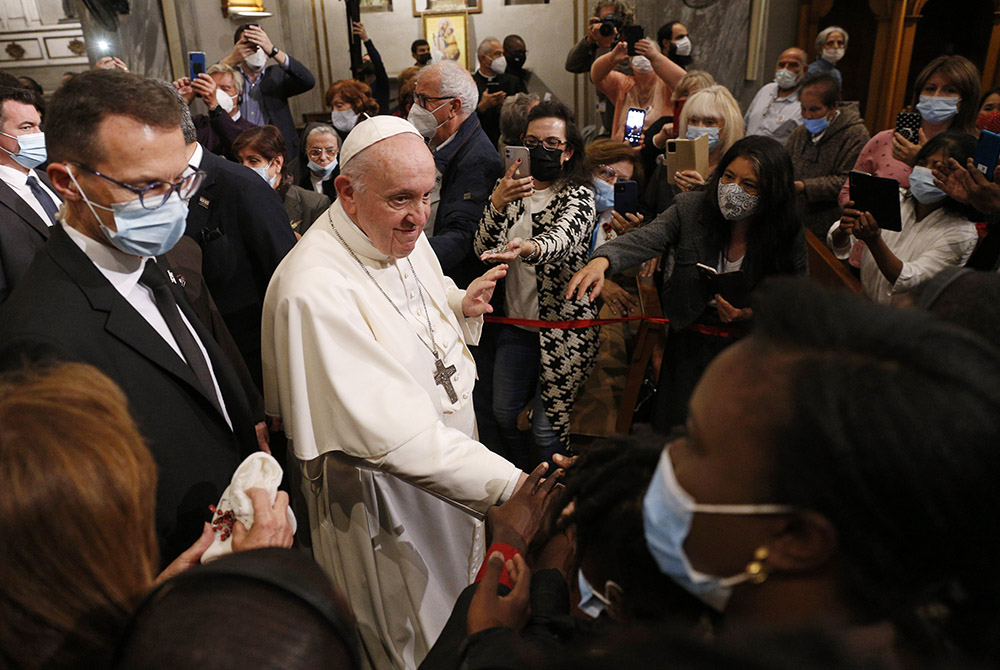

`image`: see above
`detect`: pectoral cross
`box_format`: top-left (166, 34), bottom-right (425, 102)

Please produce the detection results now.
top-left (434, 356), bottom-right (458, 403)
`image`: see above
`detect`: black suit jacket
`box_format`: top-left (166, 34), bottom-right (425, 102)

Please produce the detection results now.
top-left (248, 56), bottom-right (316, 158)
top-left (0, 171), bottom-right (57, 303)
top-left (185, 149), bottom-right (296, 388)
top-left (0, 224), bottom-right (257, 563)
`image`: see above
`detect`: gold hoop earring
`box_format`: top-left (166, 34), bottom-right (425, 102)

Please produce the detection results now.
top-left (745, 546), bottom-right (769, 584)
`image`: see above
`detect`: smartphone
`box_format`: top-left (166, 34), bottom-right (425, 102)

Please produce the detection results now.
top-left (504, 145), bottom-right (530, 180)
top-left (895, 111), bottom-right (921, 144)
top-left (665, 134), bottom-right (709, 184)
top-left (624, 107), bottom-right (645, 147)
top-left (614, 180), bottom-right (638, 216)
top-left (486, 81), bottom-right (502, 94)
top-left (974, 129), bottom-right (1000, 182)
top-left (188, 51), bottom-right (206, 82)
top-left (623, 25), bottom-right (644, 56)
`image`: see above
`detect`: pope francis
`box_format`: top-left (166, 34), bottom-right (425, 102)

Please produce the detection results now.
top-left (262, 116), bottom-right (524, 670)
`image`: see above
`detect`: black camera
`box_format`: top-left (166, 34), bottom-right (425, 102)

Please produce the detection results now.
top-left (598, 14), bottom-right (624, 37)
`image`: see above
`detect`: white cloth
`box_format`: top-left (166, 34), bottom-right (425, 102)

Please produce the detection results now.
top-left (743, 82), bottom-right (803, 145)
top-left (0, 164), bottom-right (61, 226)
top-left (505, 187), bottom-right (556, 327)
top-left (201, 452), bottom-right (297, 563)
top-left (63, 224), bottom-right (233, 428)
top-left (828, 190), bottom-right (978, 305)
top-left (262, 200), bottom-right (520, 670)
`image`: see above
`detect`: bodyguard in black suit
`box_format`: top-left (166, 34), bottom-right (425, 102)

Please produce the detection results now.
top-left (0, 71), bottom-right (260, 564)
top-left (184, 144), bottom-right (296, 388)
top-left (0, 85), bottom-right (60, 303)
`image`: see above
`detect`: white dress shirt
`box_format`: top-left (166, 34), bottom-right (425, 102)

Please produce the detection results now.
top-left (0, 164), bottom-right (61, 226)
top-left (64, 224), bottom-right (233, 428)
top-left (828, 190), bottom-right (978, 305)
top-left (743, 82), bottom-right (803, 145)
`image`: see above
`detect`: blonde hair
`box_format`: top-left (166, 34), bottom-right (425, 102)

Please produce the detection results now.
top-left (206, 62), bottom-right (244, 96)
top-left (671, 70), bottom-right (716, 102)
top-left (678, 84), bottom-right (744, 158)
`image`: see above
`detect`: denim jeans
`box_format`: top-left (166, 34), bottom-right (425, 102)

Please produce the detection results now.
top-left (491, 325), bottom-right (562, 469)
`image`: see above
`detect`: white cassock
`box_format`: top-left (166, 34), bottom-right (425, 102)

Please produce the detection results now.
top-left (262, 200), bottom-right (520, 670)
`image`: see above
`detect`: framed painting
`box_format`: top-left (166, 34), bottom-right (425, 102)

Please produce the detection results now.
top-left (360, 0), bottom-right (393, 12)
top-left (413, 0), bottom-right (480, 17)
top-left (423, 13), bottom-right (469, 69)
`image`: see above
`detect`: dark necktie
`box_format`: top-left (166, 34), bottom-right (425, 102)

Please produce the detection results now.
top-left (138, 260), bottom-right (224, 417)
top-left (25, 174), bottom-right (59, 225)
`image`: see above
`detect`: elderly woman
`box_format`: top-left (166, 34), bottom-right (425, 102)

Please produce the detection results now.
top-left (475, 100), bottom-right (596, 469)
top-left (807, 25), bottom-right (848, 85)
top-left (590, 37), bottom-right (685, 143)
top-left (324, 79), bottom-right (379, 140)
top-left (295, 123), bottom-right (340, 198)
top-left (571, 136), bottom-right (806, 430)
top-left (0, 363), bottom-right (293, 669)
top-left (671, 84), bottom-right (745, 192)
top-left (786, 73), bottom-right (869, 238)
top-left (233, 125), bottom-right (331, 236)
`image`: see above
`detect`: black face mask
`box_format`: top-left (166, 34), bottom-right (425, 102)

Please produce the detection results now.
top-left (668, 49), bottom-right (692, 68)
top-left (416, 52), bottom-right (432, 66)
top-left (529, 145), bottom-right (563, 182)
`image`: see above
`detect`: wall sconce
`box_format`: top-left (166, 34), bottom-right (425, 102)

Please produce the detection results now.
top-left (222, 0), bottom-right (273, 19)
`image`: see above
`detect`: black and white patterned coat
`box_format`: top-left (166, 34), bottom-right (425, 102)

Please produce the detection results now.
top-left (475, 182), bottom-right (599, 448)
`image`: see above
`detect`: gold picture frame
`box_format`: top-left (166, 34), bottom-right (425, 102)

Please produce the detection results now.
top-left (423, 12), bottom-right (469, 70)
top-left (412, 0), bottom-right (480, 17)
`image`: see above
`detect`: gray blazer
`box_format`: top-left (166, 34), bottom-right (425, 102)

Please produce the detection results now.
top-left (594, 191), bottom-right (808, 330)
top-left (283, 184), bottom-right (331, 235)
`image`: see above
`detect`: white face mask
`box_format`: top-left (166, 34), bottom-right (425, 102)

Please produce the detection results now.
top-left (773, 68), bottom-right (800, 90)
top-left (489, 55), bottom-right (507, 75)
top-left (673, 36), bottom-right (692, 57)
top-left (245, 47), bottom-right (267, 71)
top-left (631, 55), bottom-right (654, 74)
top-left (407, 99), bottom-right (451, 143)
top-left (216, 88), bottom-right (235, 114)
top-left (331, 109), bottom-right (360, 133)
top-left (822, 47), bottom-right (845, 64)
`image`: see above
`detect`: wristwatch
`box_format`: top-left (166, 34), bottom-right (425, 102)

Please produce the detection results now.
top-left (268, 45), bottom-right (279, 58)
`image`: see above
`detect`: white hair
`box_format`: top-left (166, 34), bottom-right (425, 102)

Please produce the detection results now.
top-left (815, 25), bottom-right (848, 51)
top-left (206, 63), bottom-right (244, 95)
top-left (306, 124), bottom-right (339, 146)
top-left (477, 37), bottom-right (500, 60)
top-left (416, 61), bottom-right (478, 117)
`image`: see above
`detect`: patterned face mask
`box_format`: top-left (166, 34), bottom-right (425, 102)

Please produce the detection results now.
top-left (717, 181), bottom-right (760, 221)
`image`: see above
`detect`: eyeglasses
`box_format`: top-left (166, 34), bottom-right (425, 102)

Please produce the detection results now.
top-left (307, 147), bottom-right (338, 159)
top-left (414, 93), bottom-right (454, 108)
top-left (596, 165), bottom-right (625, 183)
top-left (523, 136), bottom-right (567, 151)
top-left (73, 163), bottom-right (206, 210)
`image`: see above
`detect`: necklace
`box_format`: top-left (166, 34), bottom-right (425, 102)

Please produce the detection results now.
top-left (332, 225), bottom-right (459, 403)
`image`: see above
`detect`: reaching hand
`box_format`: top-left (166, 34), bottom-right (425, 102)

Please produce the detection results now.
top-left (352, 21), bottom-right (369, 42)
top-left (467, 552), bottom-right (532, 635)
top-left (478, 89), bottom-right (507, 112)
top-left (172, 76), bottom-right (196, 105)
top-left (155, 522), bottom-right (214, 584)
top-left (254, 421), bottom-right (270, 454)
top-left (609, 210), bottom-right (643, 234)
top-left (231, 488), bottom-right (294, 552)
top-left (602, 279), bottom-right (639, 316)
top-left (487, 461), bottom-right (564, 552)
top-left (566, 257), bottom-right (610, 302)
top-left (463, 264), bottom-right (508, 317)
top-left (934, 157), bottom-right (1000, 214)
top-left (639, 256), bottom-right (660, 278)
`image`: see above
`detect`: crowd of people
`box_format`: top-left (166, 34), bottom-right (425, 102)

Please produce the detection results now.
top-left (3, 3), bottom-right (1000, 669)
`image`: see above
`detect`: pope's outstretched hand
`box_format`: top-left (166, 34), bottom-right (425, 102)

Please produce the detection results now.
top-left (463, 264), bottom-right (508, 317)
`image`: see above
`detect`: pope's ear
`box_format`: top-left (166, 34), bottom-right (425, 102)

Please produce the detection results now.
top-left (334, 174), bottom-right (355, 212)
top-left (47, 163), bottom-right (81, 202)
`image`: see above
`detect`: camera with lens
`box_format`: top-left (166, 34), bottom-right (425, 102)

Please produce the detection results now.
top-left (598, 14), bottom-right (624, 37)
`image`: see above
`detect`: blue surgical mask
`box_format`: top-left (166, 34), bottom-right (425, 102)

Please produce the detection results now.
top-left (685, 124), bottom-right (719, 152)
top-left (803, 115), bottom-right (830, 135)
top-left (1, 131), bottom-right (47, 169)
top-left (908, 165), bottom-right (948, 204)
top-left (592, 177), bottom-right (615, 212)
top-left (308, 157), bottom-right (337, 180)
top-left (577, 570), bottom-right (612, 619)
top-left (916, 95), bottom-right (960, 125)
top-left (67, 165), bottom-right (188, 257)
top-left (642, 447), bottom-right (795, 611)
top-left (251, 160), bottom-right (278, 188)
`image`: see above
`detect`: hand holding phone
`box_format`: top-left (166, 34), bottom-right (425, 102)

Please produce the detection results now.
top-left (623, 25), bottom-right (644, 56)
top-left (188, 51), bottom-right (207, 83)
top-left (624, 108), bottom-right (645, 147)
top-left (614, 180), bottom-right (638, 217)
top-left (504, 145), bottom-right (530, 180)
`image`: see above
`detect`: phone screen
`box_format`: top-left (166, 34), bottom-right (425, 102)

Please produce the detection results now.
top-left (624, 108), bottom-right (645, 146)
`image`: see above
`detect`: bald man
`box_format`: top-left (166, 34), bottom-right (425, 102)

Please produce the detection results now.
top-left (744, 47), bottom-right (808, 144)
top-left (262, 116), bottom-right (524, 670)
